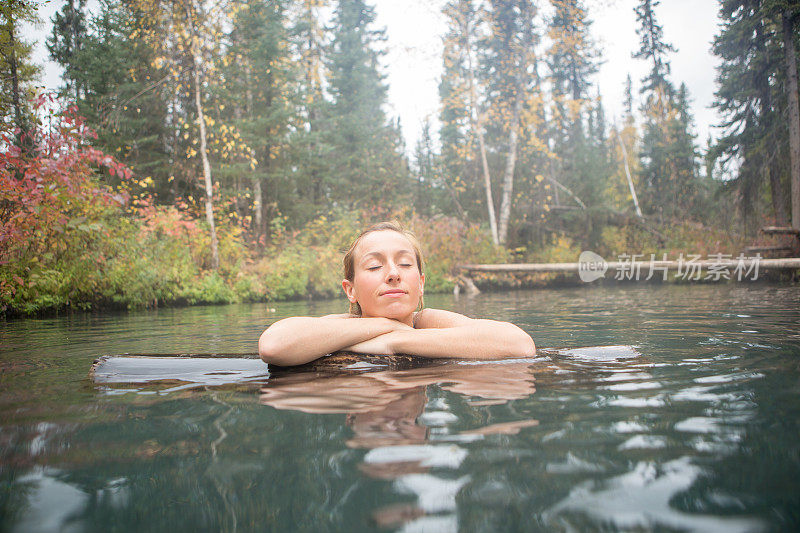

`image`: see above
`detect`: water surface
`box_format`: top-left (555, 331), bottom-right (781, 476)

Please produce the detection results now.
top-left (1, 284), bottom-right (799, 531)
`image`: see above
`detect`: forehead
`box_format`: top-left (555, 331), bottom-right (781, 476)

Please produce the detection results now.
top-left (355, 230), bottom-right (416, 258)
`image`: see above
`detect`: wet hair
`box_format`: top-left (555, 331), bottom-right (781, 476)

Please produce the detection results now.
top-left (343, 221), bottom-right (425, 316)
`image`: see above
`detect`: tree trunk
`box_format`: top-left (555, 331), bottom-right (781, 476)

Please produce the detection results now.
top-left (243, 60), bottom-right (263, 243)
top-left (4, 5), bottom-right (25, 144)
top-left (782, 9), bottom-right (800, 230)
top-left (192, 59), bottom-right (220, 270)
top-left (464, 22), bottom-right (498, 245)
top-left (757, 17), bottom-right (789, 226)
top-left (497, 87), bottom-right (522, 244)
top-left (253, 178), bottom-right (262, 242)
top-left (613, 125), bottom-right (643, 217)
top-left (183, 0), bottom-right (219, 269)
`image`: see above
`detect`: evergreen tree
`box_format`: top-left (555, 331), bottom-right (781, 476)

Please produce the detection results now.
top-left (289, 0), bottom-right (333, 221)
top-left (439, 0), bottom-right (490, 232)
top-left (48, 0), bottom-right (172, 195)
top-left (221, 0), bottom-right (298, 242)
top-left (46, 0), bottom-right (87, 102)
top-left (0, 0), bottom-right (40, 146)
top-left (632, 0), bottom-right (675, 100)
top-left (633, 0), bottom-right (700, 220)
top-left (325, 0), bottom-right (409, 211)
top-left (709, 0), bottom-right (800, 230)
top-left (545, 0), bottom-right (602, 210)
top-left (608, 74), bottom-right (643, 214)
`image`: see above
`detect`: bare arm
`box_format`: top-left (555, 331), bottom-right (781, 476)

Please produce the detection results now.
top-left (344, 309), bottom-right (536, 360)
top-left (258, 315), bottom-right (411, 366)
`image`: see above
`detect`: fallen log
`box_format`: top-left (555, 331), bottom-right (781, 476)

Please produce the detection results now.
top-left (458, 257), bottom-right (800, 273)
top-left (760, 226), bottom-right (800, 236)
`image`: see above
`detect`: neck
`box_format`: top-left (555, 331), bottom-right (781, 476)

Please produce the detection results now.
top-left (362, 311), bottom-right (414, 327)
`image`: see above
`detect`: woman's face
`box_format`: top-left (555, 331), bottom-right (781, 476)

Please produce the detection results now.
top-left (342, 230), bottom-right (425, 325)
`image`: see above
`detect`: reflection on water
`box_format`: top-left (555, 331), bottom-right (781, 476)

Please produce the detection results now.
top-left (1, 284), bottom-right (800, 531)
top-left (259, 360), bottom-right (540, 531)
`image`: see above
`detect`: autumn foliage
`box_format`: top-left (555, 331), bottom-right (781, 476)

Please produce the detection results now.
top-left (0, 95), bottom-right (244, 314)
top-left (0, 95), bottom-right (505, 315)
top-left (1, 96), bottom-right (127, 309)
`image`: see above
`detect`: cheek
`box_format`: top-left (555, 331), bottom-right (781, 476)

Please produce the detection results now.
top-left (353, 271), bottom-right (380, 292)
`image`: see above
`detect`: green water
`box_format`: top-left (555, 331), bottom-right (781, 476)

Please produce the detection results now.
top-left (1, 285), bottom-right (799, 531)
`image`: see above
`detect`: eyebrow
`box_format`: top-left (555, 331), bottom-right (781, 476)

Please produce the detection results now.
top-left (360, 250), bottom-right (415, 262)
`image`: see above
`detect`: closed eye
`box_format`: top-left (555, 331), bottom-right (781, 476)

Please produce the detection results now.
top-left (366, 266), bottom-right (381, 271)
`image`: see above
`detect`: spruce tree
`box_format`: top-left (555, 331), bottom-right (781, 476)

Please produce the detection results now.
top-left (0, 0), bottom-right (40, 147)
top-left (221, 0), bottom-right (297, 241)
top-left (633, 0), bottom-right (699, 220)
top-left (48, 0), bottom-right (172, 196)
top-left (545, 0), bottom-right (602, 210)
top-left (290, 0), bottom-right (334, 220)
top-left (46, 0), bottom-right (87, 102)
top-left (710, 0), bottom-right (799, 230)
top-left (325, 0), bottom-right (409, 211)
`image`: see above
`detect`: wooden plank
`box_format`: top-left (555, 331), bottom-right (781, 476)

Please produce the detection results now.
top-left (89, 353), bottom-right (449, 385)
top-left (744, 246), bottom-right (793, 253)
top-left (89, 346), bottom-right (639, 389)
top-left (760, 226), bottom-right (800, 235)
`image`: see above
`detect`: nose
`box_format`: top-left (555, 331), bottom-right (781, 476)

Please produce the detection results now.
top-left (385, 262), bottom-right (400, 282)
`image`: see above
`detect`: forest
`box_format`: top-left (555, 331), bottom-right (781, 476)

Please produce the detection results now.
top-left (1, 0), bottom-right (799, 315)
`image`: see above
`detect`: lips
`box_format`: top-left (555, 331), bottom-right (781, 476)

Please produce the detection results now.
top-left (380, 289), bottom-right (407, 297)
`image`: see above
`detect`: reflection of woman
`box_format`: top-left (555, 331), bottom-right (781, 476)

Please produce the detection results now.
top-left (259, 362), bottom-right (539, 440)
top-left (259, 221), bottom-right (536, 366)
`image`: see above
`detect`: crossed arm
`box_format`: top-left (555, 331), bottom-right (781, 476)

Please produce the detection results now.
top-left (258, 308), bottom-right (536, 367)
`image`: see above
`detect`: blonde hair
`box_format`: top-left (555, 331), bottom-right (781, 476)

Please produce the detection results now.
top-left (343, 221), bottom-right (425, 316)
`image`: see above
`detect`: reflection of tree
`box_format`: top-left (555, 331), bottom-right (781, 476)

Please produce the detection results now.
top-left (259, 360), bottom-right (539, 530)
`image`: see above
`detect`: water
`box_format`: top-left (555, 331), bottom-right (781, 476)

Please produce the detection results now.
top-left (1, 284), bottom-right (799, 531)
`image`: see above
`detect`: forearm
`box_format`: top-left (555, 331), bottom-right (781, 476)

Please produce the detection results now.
top-left (389, 320), bottom-right (536, 360)
top-left (259, 316), bottom-right (400, 366)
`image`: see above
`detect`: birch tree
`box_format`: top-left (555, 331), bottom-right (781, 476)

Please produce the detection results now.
top-left (441, 0), bottom-right (499, 243)
top-left (131, 0), bottom-right (232, 269)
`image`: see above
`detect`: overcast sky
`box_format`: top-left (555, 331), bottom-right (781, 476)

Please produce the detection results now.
top-left (25, 0), bottom-right (723, 153)
top-left (374, 0), bottom-right (723, 152)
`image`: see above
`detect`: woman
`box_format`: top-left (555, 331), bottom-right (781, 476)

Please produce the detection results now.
top-left (258, 221), bottom-right (535, 366)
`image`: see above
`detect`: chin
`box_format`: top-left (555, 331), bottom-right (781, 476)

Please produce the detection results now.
top-left (369, 305), bottom-right (414, 321)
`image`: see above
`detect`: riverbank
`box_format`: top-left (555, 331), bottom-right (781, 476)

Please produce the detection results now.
top-left (5, 199), bottom-right (782, 319)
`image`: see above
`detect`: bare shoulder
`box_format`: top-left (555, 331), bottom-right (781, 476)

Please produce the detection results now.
top-left (320, 313), bottom-right (355, 319)
top-left (414, 308), bottom-right (475, 329)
